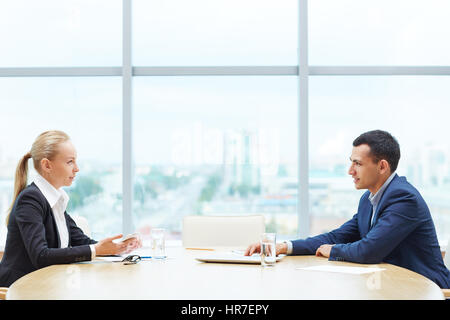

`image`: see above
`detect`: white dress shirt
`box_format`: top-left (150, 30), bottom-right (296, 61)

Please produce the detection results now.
top-left (33, 174), bottom-right (95, 259)
top-left (367, 171), bottom-right (396, 227)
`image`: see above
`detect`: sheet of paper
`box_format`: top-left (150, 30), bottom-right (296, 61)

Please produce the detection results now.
top-left (296, 265), bottom-right (385, 274)
top-left (96, 256), bottom-right (124, 262)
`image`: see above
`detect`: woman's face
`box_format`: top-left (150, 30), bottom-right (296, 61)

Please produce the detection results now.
top-left (41, 140), bottom-right (79, 189)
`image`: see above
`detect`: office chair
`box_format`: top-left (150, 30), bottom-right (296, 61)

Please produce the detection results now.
top-left (182, 215), bottom-right (265, 248)
top-left (0, 224), bottom-right (6, 299)
top-left (0, 287), bottom-right (7, 300)
top-left (71, 215), bottom-right (91, 237)
top-left (442, 239), bottom-right (450, 299)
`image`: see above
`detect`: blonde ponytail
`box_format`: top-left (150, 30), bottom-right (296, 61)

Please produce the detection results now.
top-left (6, 152), bottom-right (32, 225)
top-left (5, 130), bottom-right (70, 226)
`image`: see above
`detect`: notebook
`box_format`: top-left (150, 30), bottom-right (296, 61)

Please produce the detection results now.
top-left (195, 252), bottom-right (285, 264)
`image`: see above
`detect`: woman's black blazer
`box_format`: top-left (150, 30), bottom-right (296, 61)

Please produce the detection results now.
top-left (0, 182), bottom-right (97, 287)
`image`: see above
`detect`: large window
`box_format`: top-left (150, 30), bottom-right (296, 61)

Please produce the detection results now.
top-left (1, 1), bottom-right (449, 247)
top-left (133, 76), bottom-right (298, 240)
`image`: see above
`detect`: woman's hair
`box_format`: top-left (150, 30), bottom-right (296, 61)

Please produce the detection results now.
top-left (6, 130), bottom-right (70, 225)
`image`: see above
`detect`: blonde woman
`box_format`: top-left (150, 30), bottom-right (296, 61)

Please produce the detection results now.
top-left (0, 131), bottom-right (141, 287)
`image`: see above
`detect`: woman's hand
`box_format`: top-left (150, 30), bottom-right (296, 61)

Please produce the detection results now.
top-left (122, 235), bottom-right (143, 254)
top-left (95, 233), bottom-right (143, 256)
top-left (94, 234), bottom-right (129, 256)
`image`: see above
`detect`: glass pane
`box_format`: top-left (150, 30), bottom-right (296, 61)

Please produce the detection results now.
top-left (0, 77), bottom-right (122, 244)
top-left (133, 76), bottom-right (298, 241)
top-left (133, 0), bottom-right (298, 66)
top-left (0, 0), bottom-right (122, 67)
top-left (309, 0), bottom-right (450, 65)
top-left (309, 76), bottom-right (450, 245)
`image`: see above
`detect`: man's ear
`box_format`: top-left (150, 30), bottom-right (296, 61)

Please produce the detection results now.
top-left (379, 159), bottom-right (390, 174)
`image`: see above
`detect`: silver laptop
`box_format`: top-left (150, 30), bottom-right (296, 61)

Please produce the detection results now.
top-left (195, 252), bottom-right (285, 264)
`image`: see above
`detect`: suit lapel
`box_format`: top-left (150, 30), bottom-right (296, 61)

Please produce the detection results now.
top-left (31, 182), bottom-right (61, 248)
top-left (359, 198), bottom-right (373, 237)
top-left (64, 211), bottom-right (72, 247)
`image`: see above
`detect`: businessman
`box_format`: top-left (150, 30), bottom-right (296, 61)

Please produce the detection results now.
top-left (245, 130), bottom-right (450, 289)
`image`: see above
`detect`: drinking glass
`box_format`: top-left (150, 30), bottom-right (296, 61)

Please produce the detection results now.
top-left (151, 228), bottom-right (166, 259)
top-left (260, 233), bottom-right (276, 267)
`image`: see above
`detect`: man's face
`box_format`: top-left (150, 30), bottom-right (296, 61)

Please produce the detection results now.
top-left (348, 144), bottom-right (383, 192)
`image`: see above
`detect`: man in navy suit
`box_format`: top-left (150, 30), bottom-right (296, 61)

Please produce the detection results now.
top-left (246, 130), bottom-right (450, 289)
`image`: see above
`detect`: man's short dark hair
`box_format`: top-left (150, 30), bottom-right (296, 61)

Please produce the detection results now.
top-left (353, 130), bottom-right (401, 172)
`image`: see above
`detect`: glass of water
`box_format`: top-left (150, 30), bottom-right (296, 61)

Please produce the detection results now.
top-left (151, 228), bottom-right (166, 259)
top-left (260, 233), bottom-right (276, 267)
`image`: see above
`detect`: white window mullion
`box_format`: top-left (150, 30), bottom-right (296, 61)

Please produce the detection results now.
top-left (0, 67), bottom-right (121, 77)
top-left (298, 0), bottom-right (309, 238)
top-left (133, 66), bottom-right (298, 76)
top-left (122, 0), bottom-right (134, 236)
top-left (309, 66), bottom-right (450, 76)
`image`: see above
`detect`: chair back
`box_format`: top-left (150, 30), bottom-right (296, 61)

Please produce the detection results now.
top-left (444, 239), bottom-right (450, 270)
top-left (182, 215), bottom-right (265, 248)
top-left (71, 215), bottom-right (91, 237)
top-left (0, 287), bottom-right (8, 300)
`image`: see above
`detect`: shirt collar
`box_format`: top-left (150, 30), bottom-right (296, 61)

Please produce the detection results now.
top-left (368, 171), bottom-right (396, 207)
top-left (33, 173), bottom-right (69, 208)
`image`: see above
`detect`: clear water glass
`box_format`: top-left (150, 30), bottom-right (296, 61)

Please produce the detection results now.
top-left (151, 228), bottom-right (166, 259)
top-left (260, 233), bottom-right (276, 267)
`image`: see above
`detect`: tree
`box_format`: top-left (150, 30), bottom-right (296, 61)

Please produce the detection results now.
top-left (67, 175), bottom-right (103, 211)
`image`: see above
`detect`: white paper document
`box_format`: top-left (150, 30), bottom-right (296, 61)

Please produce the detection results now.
top-left (96, 256), bottom-right (124, 262)
top-left (296, 265), bottom-right (385, 274)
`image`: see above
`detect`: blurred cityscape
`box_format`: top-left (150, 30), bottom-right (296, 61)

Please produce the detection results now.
top-left (0, 130), bottom-right (449, 246)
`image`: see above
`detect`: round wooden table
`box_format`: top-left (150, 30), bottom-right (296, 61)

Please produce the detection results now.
top-left (6, 246), bottom-right (444, 300)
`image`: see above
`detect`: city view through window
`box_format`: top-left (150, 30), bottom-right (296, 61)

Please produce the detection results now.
top-left (1, 1), bottom-right (449, 247)
top-left (1, 76), bottom-right (449, 245)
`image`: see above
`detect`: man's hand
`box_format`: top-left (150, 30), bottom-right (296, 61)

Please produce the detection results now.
top-left (315, 244), bottom-right (335, 258)
top-left (244, 242), bottom-right (288, 256)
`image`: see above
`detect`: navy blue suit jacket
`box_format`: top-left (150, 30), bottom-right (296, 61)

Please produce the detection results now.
top-left (0, 183), bottom-right (97, 287)
top-left (292, 174), bottom-right (450, 289)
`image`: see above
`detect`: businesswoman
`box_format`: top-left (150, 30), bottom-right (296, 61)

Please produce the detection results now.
top-left (0, 130), bottom-right (140, 287)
